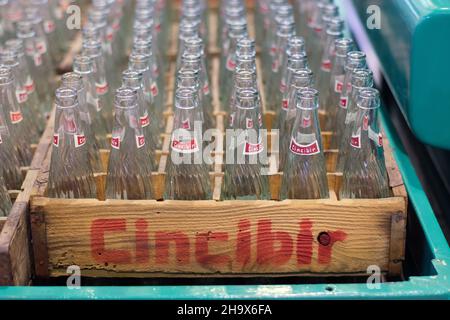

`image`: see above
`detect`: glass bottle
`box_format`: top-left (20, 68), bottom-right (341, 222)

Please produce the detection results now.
top-left (227, 69), bottom-right (256, 128)
top-left (61, 72), bottom-right (103, 172)
top-left (122, 69), bottom-right (159, 158)
top-left (0, 93), bottom-right (23, 190)
top-left (164, 88), bottom-right (212, 200)
top-left (324, 38), bottom-right (354, 131)
top-left (316, 18), bottom-right (344, 119)
top-left (278, 68), bottom-right (314, 171)
top-left (73, 54), bottom-right (110, 148)
top-left (340, 88), bottom-right (390, 199)
top-left (106, 87), bottom-right (154, 200)
top-left (281, 88), bottom-right (329, 199)
top-left (17, 20), bottom-right (53, 115)
top-left (48, 87), bottom-right (97, 199)
top-left (0, 176), bottom-right (12, 216)
top-left (0, 50), bottom-right (42, 141)
top-left (0, 65), bottom-right (33, 165)
top-left (82, 38), bottom-right (114, 133)
top-left (336, 68), bottom-right (374, 172)
top-left (330, 51), bottom-right (366, 149)
top-left (222, 89), bottom-right (269, 200)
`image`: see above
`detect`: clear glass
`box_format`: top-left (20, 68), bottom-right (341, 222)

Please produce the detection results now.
top-left (278, 68), bottom-right (314, 171)
top-left (324, 38), bottom-right (354, 131)
top-left (340, 88), bottom-right (390, 199)
top-left (330, 51), bottom-right (367, 149)
top-left (61, 72), bottom-right (103, 172)
top-left (222, 89), bottom-right (269, 200)
top-left (48, 87), bottom-right (97, 199)
top-left (164, 88), bottom-right (212, 200)
top-left (0, 175), bottom-right (12, 216)
top-left (281, 88), bottom-right (329, 199)
top-left (0, 65), bottom-right (33, 166)
top-left (336, 68), bottom-right (374, 172)
top-left (105, 88), bottom-right (154, 200)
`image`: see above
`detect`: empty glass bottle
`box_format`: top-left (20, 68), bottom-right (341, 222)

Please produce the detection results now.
top-left (164, 88), bottom-right (212, 200)
top-left (122, 69), bottom-right (160, 158)
top-left (48, 87), bottom-right (97, 199)
top-left (336, 68), bottom-right (374, 172)
top-left (222, 89), bottom-right (269, 200)
top-left (227, 69), bottom-right (256, 128)
top-left (340, 88), bottom-right (390, 199)
top-left (278, 68), bottom-right (314, 171)
top-left (61, 72), bottom-right (103, 172)
top-left (73, 54), bottom-right (110, 148)
top-left (281, 88), bottom-right (329, 199)
top-left (324, 38), bottom-right (354, 131)
top-left (0, 176), bottom-right (12, 217)
top-left (330, 51), bottom-right (366, 149)
top-left (0, 65), bottom-right (33, 165)
top-left (106, 87), bottom-right (154, 200)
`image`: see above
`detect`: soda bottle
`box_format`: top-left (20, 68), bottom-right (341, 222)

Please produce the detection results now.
top-left (61, 72), bottom-right (103, 172)
top-left (0, 50), bottom-right (42, 140)
top-left (293, 0), bottom-right (314, 37)
top-left (17, 20), bottom-right (53, 115)
top-left (316, 18), bottom-right (344, 117)
top-left (48, 87), bottom-right (97, 199)
top-left (164, 88), bottom-right (212, 200)
top-left (122, 69), bottom-right (160, 159)
top-left (0, 91), bottom-right (23, 190)
top-left (281, 88), bottom-right (329, 199)
top-left (106, 87), bottom-right (155, 200)
top-left (340, 88), bottom-right (390, 199)
top-left (323, 38), bottom-right (354, 131)
top-left (266, 18), bottom-right (296, 112)
top-left (73, 54), bottom-right (110, 148)
top-left (0, 176), bottom-right (12, 216)
top-left (227, 69), bottom-right (256, 128)
top-left (0, 0), bottom-right (22, 42)
top-left (0, 65), bottom-right (33, 165)
top-left (330, 51), bottom-right (366, 149)
top-left (219, 2), bottom-right (245, 52)
top-left (82, 38), bottom-right (114, 132)
top-left (278, 68), bottom-right (314, 171)
top-left (336, 68), bottom-right (374, 172)
top-left (222, 89), bottom-right (269, 200)
top-left (179, 52), bottom-right (214, 130)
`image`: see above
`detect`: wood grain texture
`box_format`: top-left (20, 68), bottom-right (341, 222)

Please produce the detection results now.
top-left (32, 196), bottom-right (405, 276)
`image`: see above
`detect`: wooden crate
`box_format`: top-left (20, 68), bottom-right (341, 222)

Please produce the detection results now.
top-left (29, 6), bottom-right (407, 280)
top-left (0, 125), bottom-right (52, 285)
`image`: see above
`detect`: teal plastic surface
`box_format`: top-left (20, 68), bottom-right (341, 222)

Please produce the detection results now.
top-left (0, 105), bottom-right (449, 300)
top-left (349, 0), bottom-right (450, 150)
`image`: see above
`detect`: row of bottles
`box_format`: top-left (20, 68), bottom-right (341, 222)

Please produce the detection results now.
top-left (44, 0), bottom-right (390, 202)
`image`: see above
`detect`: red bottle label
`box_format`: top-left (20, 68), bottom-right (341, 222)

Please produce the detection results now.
top-left (171, 137), bottom-right (199, 153)
top-left (135, 135), bottom-right (145, 149)
top-left (282, 99), bottom-right (289, 111)
top-left (140, 113), bottom-right (150, 127)
top-left (350, 134), bottom-right (361, 149)
top-left (44, 20), bottom-right (55, 33)
top-left (258, 113), bottom-right (263, 127)
top-left (302, 115), bottom-right (311, 128)
top-left (244, 141), bottom-right (264, 155)
top-left (182, 119), bottom-right (191, 130)
top-left (36, 39), bottom-right (47, 55)
top-left (150, 82), bottom-right (159, 97)
top-left (226, 56), bottom-right (236, 71)
top-left (363, 115), bottom-right (369, 131)
top-left (96, 81), bottom-right (109, 95)
top-left (279, 80), bottom-right (287, 93)
top-left (203, 83), bottom-right (210, 95)
top-left (64, 117), bottom-right (77, 133)
top-left (25, 77), bottom-right (35, 93)
top-left (34, 53), bottom-right (42, 67)
top-left (246, 118), bottom-right (254, 129)
top-left (321, 59), bottom-right (332, 72)
top-left (340, 96), bottom-right (348, 108)
top-left (290, 138), bottom-right (320, 156)
top-left (10, 111), bottom-right (23, 124)
top-left (111, 136), bottom-right (120, 150)
top-left (271, 59), bottom-right (279, 72)
top-left (74, 134), bottom-right (86, 148)
top-left (229, 113), bottom-right (235, 125)
top-left (15, 88), bottom-right (28, 103)
top-left (334, 78), bottom-right (344, 93)
top-left (0, 134), bottom-right (3, 144)
top-left (368, 127), bottom-right (383, 147)
top-left (53, 133), bottom-right (59, 147)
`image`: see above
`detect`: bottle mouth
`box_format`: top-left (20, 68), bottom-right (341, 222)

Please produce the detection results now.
top-left (73, 55), bottom-right (93, 74)
top-left (352, 68), bottom-right (374, 88)
top-left (346, 51), bottom-right (367, 67)
top-left (296, 88), bottom-right (319, 110)
top-left (236, 89), bottom-right (258, 109)
top-left (357, 88), bottom-right (381, 110)
top-left (114, 87), bottom-right (138, 109)
top-left (61, 72), bottom-right (83, 91)
top-left (55, 87), bottom-right (78, 109)
top-left (175, 88), bottom-right (197, 110)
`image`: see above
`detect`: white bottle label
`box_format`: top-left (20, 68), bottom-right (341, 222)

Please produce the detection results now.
top-left (350, 132), bottom-right (361, 149)
top-left (111, 136), bottom-right (120, 150)
top-left (135, 135), bottom-right (145, 149)
top-left (290, 138), bottom-right (320, 156)
top-left (36, 39), bottom-right (47, 55)
top-left (334, 75), bottom-right (345, 93)
top-left (53, 133), bottom-right (59, 147)
top-left (150, 82), bottom-right (159, 97)
top-left (15, 88), bottom-right (28, 104)
top-left (96, 81), bottom-right (109, 95)
top-left (246, 118), bottom-right (254, 129)
top-left (368, 126), bottom-right (383, 147)
top-left (339, 96), bottom-right (348, 109)
top-left (74, 134), bottom-right (86, 148)
top-left (171, 136), bottom-right (199, 154)
top-left (182, 119), bottom-right (191, 130)
top-left (10, 111), bottom-right (23, 124)
top-left (321, 59), bottom-right (332, 72)
top-left (244, 140), bottom-right (264, 156)
top-left (25, 76), bottom-right (35, 93)
top-left (140, 112), bottom-right (150, 128)
top-left (226, 56), bottom-right (236, 71)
